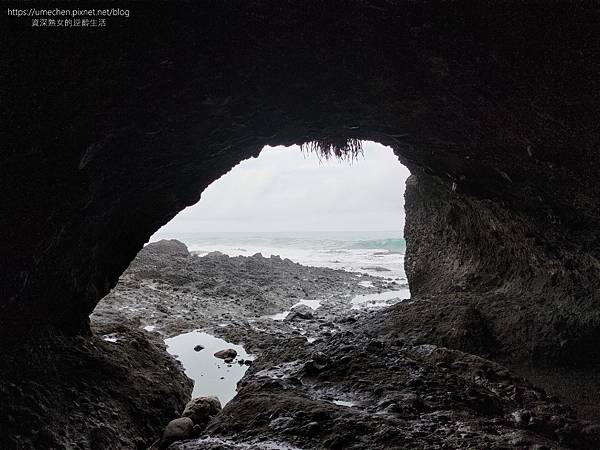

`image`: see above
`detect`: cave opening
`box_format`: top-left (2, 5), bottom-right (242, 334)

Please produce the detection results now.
top-left (152, 140), bottom-right (411, 282)
top-left (94, 140), bottom-right (413, 405)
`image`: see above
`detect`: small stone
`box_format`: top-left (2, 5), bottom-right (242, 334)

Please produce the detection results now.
top-left (194, 345), bottom-right (204, 352)
top-left (214, 348), bottom-right (237, 359)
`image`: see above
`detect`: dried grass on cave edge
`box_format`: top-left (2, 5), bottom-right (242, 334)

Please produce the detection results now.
top-left (301, 138), bottom-right (364, 163)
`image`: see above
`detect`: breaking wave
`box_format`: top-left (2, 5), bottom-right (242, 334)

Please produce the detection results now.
top-left (348, 238), bottom-right (405, 253)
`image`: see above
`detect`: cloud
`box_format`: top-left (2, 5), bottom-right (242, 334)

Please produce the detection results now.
top-left (157, 141), bottom-right (410, 232)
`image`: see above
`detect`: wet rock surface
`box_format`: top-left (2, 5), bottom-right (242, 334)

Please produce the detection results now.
top-left (97, 242), bottom-right (598, 449)
top-left (194, 338), bottom-right (600, 449)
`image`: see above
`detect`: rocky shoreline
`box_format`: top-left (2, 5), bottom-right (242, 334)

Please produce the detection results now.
top-left (88, 240), bottom-right (599, 449)
top-left (92, 239), bottom-right (404, 350)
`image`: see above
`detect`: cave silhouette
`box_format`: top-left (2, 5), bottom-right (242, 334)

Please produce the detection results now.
top-left (3, 2), bottom-right (600, 448)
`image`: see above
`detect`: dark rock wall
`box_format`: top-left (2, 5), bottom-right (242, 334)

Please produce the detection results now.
top-left (404, 172), bottom-right (600, 361)
top-left (2, 1), bottom-right (600, 361)
top-left (405, 173), bottom-right (600, 301)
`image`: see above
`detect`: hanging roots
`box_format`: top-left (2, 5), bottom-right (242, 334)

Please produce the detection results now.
top-left (301, 138), bottom-right (363, 162)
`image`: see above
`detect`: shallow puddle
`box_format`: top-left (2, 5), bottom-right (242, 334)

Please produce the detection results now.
top-left (333, 400), bottom-right (356, 407)
top-left (165, 331), bottom-right (254, 404)
top-left (268, 311), bottom-right (290, 321)
top-left (350, 287), bottom-right (410, 309)
top-left (102, 333), bottom-right (120, 343)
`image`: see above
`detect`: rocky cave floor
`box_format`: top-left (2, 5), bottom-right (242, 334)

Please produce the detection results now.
top-left (4, 240), bottom-right (600, 449)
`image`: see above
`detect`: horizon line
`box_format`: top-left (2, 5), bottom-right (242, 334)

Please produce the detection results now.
top-left (153, 229), bottom-right (404, 234)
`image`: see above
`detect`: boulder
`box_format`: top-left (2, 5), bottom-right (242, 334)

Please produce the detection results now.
top-left (182, 396), bottom-right (222, 427)
top-left (157, 417), bottom-right (194, 450)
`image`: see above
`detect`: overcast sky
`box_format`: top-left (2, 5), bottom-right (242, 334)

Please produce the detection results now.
top-left (157, 141), bottom-right (410, 233)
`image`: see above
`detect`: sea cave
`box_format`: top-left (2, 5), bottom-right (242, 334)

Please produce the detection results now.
top-left (2, 2), bottom-right (600, 449)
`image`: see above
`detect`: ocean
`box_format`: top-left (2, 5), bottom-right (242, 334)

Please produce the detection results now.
top-left (149, 231), bottom-right (407, 284)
